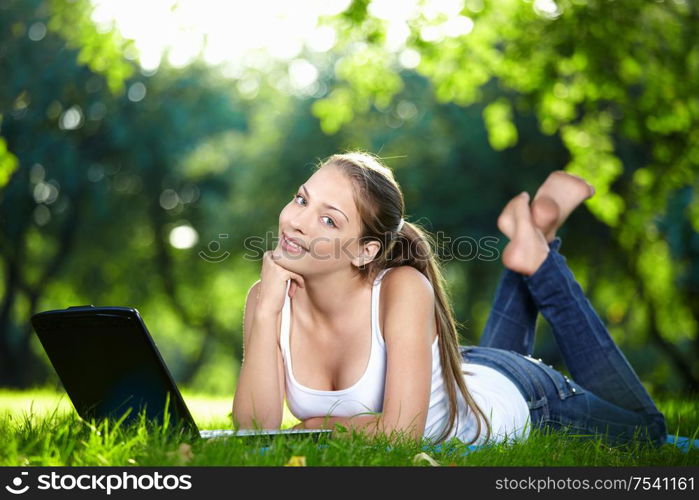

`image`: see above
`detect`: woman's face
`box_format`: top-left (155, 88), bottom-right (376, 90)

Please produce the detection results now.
top-left (276, 163), bottom-right (376, 275)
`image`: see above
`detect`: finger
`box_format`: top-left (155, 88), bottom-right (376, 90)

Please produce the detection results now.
top-left (289, 273), bottom-right (305, 288)
top-left (288, 281), bottom-right (297, 298)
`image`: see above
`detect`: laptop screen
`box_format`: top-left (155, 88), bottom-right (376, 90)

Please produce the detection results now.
top-left (31, 306), bottom-right (197, 433)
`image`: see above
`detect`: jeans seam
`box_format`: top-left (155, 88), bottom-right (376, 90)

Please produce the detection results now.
top-left (512, 355), bottom-right (550, 423)
top-left (542, 418), bottom-right (593, 432)
top-left (482, 285), bottom-right (519, 347)
top-left (553, 256), bottom-right (611, 357)
top-left (488, 309), bottom-right (534, 334)
top-left (600, 348), bottom-right (665, 416)
top-left (523, 357), bottom-right (576, 400)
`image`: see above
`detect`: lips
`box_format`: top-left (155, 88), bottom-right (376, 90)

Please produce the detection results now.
top-left (282, 232), bottom-right (307, 252)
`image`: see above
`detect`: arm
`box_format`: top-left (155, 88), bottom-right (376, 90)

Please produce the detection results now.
top-left (295, 267), bottom-right (436, 440)
top-left (292, 415), bottom-right (379, 433)
top-left (231, 280), bottom-right (287, 429)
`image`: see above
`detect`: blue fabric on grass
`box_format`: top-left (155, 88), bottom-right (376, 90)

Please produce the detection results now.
top-left (665, 435), bottom-right (699, 453)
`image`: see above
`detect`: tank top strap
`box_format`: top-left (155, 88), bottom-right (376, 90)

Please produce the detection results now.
top-left (279, 279), bottom-right (292, 356)
top-left (371, 267), bottom-right (395, 348)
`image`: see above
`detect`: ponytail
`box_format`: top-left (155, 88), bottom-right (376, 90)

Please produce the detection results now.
top-left (383, 220), bottom-right (492, 444)
top-left (322, 151), bottom-right (491, 445)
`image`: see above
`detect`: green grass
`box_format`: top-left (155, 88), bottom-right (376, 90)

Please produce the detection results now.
top-left (0, 389), bottom-right (697, 466)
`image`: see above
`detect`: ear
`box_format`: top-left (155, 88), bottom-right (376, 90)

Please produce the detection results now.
top-left (352, 240), bottom-right (382, 269)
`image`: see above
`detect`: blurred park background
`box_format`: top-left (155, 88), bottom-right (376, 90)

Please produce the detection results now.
top-left (1, 0), bottom-right (698, 402)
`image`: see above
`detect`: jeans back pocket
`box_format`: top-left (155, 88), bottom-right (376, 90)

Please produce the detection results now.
top-left (520, 354), bottom-right (584, 400)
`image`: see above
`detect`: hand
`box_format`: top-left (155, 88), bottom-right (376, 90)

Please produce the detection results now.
top-left (255, 250), bottom-right (306, 315)
top-left (292, 417), bottom-right (357, 440)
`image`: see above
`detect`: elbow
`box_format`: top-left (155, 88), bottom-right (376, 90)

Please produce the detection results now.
top-left (403, 423), bottom-right (425, 442)
top-left (378, 413), bottom-right (425, 442)
top-left (231, 404), bottom-right (282, 430)
top-left (232, 415), bottom-right (282, 431)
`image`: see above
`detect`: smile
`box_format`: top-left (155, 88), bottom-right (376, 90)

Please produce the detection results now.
top-left (282, 234), bottom-right (306, 253)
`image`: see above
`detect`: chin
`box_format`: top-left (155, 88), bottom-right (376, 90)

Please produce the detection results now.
top-left (279, 253), bottom-right (307, 264)
top-left (275, 247), bottom-right (308, 264)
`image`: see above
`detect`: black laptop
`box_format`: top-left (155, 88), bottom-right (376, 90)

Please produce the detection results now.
top-left (30, 305), bottom-right (330, 441)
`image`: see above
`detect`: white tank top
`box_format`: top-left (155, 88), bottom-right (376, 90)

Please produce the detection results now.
top-left (278, 267), bottom-right (531, 444)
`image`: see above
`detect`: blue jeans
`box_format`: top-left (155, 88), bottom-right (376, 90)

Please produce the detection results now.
top-left (461, 237), bottom-right (667, 448)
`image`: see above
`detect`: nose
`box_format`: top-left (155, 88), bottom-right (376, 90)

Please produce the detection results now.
top-left (288, 212), bottom-right (310, 234)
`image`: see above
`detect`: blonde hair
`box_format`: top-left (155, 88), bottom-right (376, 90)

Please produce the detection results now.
top-left (317, 150), bottom-right (491, 445)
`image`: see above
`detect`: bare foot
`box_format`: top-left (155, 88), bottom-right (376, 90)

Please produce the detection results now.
top-left (501, 192), bottom-right (550, 276)
top-left (496, 193), bottom-right (523, 239)
top-left (530, 170), bottom-right (595, 242)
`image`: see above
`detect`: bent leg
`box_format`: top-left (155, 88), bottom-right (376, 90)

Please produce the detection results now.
top-left (542, 377), bottom-right (667, 448)
top-left (461, 345), bottom-right (666, 448)
top-left (522, 241), bottom-right (665, 427)
top-left (479, 239), bottom-right (562, 355)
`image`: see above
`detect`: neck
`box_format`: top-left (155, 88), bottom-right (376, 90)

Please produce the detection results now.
top-left (293, 267), bottom-right (372, 327)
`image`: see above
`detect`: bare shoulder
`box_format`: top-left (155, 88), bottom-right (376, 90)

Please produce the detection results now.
top-left (381, 265), bottom-right (435, 304)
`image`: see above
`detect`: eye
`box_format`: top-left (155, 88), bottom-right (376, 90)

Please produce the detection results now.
top-left (321, 216), bottom-right (336, 228)
top-left (294, 192), bottom-right (336, 228)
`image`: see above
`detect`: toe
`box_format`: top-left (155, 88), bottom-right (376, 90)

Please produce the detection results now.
top-left (513, 192), bottom-right (533, 221)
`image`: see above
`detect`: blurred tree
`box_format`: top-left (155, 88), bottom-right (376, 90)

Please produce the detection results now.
top-left (0, 0), bottom-right (247, 388)
top-left (0, 0), bottom-right (133, 191)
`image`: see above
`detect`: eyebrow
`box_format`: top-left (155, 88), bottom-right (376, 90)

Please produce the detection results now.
top-left (300, 184), bottom-right (349, 222)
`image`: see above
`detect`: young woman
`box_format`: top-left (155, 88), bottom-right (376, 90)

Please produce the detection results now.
top-left (231, 151), bottom-right (667, 448)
